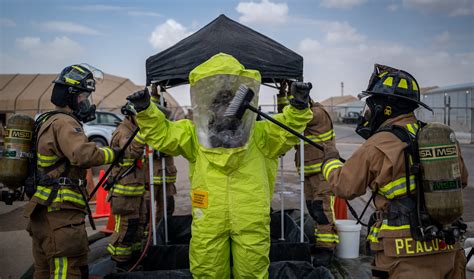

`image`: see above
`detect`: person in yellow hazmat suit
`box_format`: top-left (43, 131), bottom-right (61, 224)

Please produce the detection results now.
top-left (126, 53), bottom-right (313, 278)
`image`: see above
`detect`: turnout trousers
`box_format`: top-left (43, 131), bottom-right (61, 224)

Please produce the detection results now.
top-left (26, 204), bottom-right (89, 279)
top-left (107, 195), bottom-right (147, 263)
top-left (373, 249), bottom-right (466, 278)
top-left (305, 173), bottom-right (339, 249)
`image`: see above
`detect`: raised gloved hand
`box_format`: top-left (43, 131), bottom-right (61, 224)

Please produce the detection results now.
top-left (126, 88), bottom-right (151, 113)
top-left (289, 82), bottom-right (312, 110)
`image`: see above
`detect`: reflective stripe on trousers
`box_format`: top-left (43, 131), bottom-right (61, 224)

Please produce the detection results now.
top-left (53, 257), bottom-right (68, 279)
top-left (107, 244), bottom-right (132, 256)
top-left (114, 214), bottom-right (121, 232)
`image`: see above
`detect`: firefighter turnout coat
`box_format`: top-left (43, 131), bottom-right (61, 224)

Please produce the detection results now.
top-left (322, 113), bottom-right (468, 278)
top-left (24, 110), bottom-right (115, 279)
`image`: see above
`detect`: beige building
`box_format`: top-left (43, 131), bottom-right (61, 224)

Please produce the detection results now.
top-left (0, 73), bottom-right (184, 124)
top-left (320, 95), bottom-right (358, 120)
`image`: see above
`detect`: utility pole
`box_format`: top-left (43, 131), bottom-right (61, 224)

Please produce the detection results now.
top-left (341, 82), bottom-right (344, 96)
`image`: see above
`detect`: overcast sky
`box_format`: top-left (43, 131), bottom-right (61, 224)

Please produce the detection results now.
top-left (1, 0), bottom-right (473, 107)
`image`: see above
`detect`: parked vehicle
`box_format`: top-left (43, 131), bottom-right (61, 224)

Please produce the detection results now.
top-left (84, 111), bottom-right (123, 146)
top-left (340, 111), bottom-right (360, 124)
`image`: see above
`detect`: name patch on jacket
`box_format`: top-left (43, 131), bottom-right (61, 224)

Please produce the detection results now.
top-left (192, 190), bottom-right (208, 208)
top-left (383, 237), bottom-right (459, 257)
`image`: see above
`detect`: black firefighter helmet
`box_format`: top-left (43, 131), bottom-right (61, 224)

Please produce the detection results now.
top-left (51, 64), bottom-right (103, 122)
top-left (360, 64), bottom-right (431, 111)
top-left (355, 64), bottom-right (431, 139)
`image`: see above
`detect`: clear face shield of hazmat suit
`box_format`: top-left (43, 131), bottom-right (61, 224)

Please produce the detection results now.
top-left (190, 57), bottom-right (260, 149)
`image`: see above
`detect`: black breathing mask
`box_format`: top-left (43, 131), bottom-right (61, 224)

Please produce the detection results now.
top-left (72, 91), bottom-right (96, 123)
top-left (355, 97), bottom-right (383, 140)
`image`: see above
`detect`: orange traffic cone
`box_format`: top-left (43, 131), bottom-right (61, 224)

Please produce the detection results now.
top-left (92, 169), bottom-right (110, 219)
top-left (100, 214), bottom-right (115, 234)
top-left (334, 197), bottom-right (348, 219)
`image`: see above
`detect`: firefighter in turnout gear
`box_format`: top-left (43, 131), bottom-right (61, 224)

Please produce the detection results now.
top-left (149, 86), bottom-right (177, 222)
top-left (322, 64), bottom-right (468, 278)
top-left (107, 113), bottom-right (147, 268)
top-left (278, 81), bottom-right (339, 267)
top-left (24, 64), bottom-right (116, 279)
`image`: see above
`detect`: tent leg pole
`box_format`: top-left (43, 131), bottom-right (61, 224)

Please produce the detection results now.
top-left (300, 138), bottom-right (305, 243)
top-left (279, 156), bottom-right (285, 241)
top-left (148, 146), bottom-right (157, 246)
top-left (159, 90), bottom-right (169, 244)
top-left (162, 155), bottom-right (168, 243)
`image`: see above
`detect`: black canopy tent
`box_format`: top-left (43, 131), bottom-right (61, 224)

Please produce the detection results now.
top-left (146, 14), bottom-right (303, 87)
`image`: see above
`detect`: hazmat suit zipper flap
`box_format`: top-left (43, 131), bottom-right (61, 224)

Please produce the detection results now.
top-left (198, 143), bottom-right (249, 173)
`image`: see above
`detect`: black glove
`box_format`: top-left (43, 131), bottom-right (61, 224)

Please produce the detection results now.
top-left (112, 147), bottom-right (124, 164)
top-left (289, 82), bottom-right (312, 110)
top-left (126, 88), bottom-right (151, 113)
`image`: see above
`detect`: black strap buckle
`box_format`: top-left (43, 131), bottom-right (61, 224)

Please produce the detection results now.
top-left (58, 177), bottom-right (68, 186)
top-left (57, 177), bottom-right (84, 187)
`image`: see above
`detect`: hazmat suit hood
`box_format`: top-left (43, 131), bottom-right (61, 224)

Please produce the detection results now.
top-left (189, 53), bottom-right (261, 149)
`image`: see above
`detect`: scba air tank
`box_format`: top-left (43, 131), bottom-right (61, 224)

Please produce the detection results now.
top-left (0, 114), bottom-right (35, 191)
top-left (418, 122), bottom-right (463, 226)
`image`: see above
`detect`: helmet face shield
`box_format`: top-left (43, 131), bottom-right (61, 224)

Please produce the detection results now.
top-left (80, 63), bottom-right (104, 84)
top-left (191, 74), bottom-right (260, 148)
top-left (355, 99), bottom-right (374, 140)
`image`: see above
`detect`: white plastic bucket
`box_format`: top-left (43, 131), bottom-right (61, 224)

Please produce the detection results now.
top-left (335, 219), bottom-right (361, 259)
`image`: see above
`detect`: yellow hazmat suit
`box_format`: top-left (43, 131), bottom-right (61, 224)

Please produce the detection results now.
top-left (135, 53), bottom-right (312, 278)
